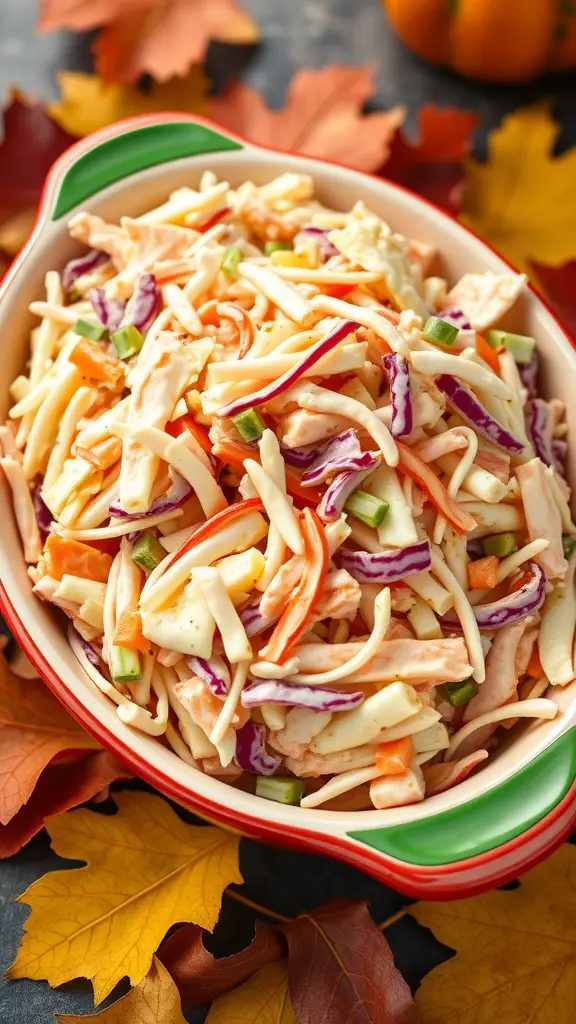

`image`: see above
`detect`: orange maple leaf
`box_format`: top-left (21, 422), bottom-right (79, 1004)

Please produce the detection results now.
top-left (209, 66), bottom-right (405, 173)
top-left (0, 650), bottom-right (100, 825)
top-left (39, 0), bottom-right (259, 84)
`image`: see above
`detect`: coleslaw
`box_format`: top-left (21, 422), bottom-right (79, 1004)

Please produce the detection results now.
top-left (2, 169), bottom-right (571, 811)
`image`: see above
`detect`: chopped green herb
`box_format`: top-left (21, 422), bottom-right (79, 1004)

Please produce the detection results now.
top-left (221, 246), bottom-right (243, 277)
top-left (232, 407), bottom-right (267, 442)
top-left (264, 240), bottom-right (293, 255)
top-left (482, 533), bottom-right (518, 557)
top-left (442, 679), bottom-right (478, 707)
top-left (110, 646), bottom-right (141, 683)
top-left (255, 776), bottom-right (305, 805)
top-left (344, 490), bottom-right (389, 529)
top-left (73, 317), bottom-right (108, 342)
top-left (422, 316), bottom-right (459, 347)
top-left (111, 324), bottom-right (144, 359)
top-left (132, 533), bottom-right (165, 571)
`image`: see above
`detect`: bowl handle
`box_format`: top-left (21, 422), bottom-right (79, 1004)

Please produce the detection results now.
top-left (47, 116), bottom-right (244, 221)
top-left (347, 724), bottom-right (576, 866)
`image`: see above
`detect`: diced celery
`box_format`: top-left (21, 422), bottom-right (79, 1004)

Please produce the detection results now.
top-left (255, 776), bottom-right (305, 805)
top-left (221, 246), bottom-right (243, 277)
top-left (422, 316), bottom-right (459, 347)
top-left (563, 536), bottom-right (576, 558)
top-left (441, 679), bottom-right (478, 707)
top-left (73, 317), bottom-right (108, 342)
top-left (482, 533), bottom-right (518, 557)
top-left (132, 533), bottom-right (165, 571)
top-left (264, 240), bottom-right (293, 255)
top-left (485, 329), bottom-right (536, 365)
top-left (110, 646), bottom-right (141, 683)
top-left (344, 490), bottom-right (389, 528)
top-left (111, 324), bottom-right (144, 359)
top-left (232, 407), bottom-right (266, 442)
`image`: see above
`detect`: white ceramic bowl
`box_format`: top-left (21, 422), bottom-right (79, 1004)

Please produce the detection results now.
top-left (2, 114), bottom-right (576, 897)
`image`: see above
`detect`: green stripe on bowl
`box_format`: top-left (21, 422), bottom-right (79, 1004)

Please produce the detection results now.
top-left (348, 725), bottom-right (576, 866)
top-left (52, 122), bottom-right (242, 220)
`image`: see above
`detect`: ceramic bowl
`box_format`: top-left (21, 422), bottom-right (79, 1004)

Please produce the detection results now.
top-left (1, 114), bottom-right (575, 898)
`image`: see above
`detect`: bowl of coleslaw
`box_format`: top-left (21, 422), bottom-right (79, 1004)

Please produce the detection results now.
top-left (1, 113), bottom-right (576, 898)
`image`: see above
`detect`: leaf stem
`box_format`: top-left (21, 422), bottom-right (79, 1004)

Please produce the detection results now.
top-left (378, 906), bottom-right (411, 930)
top-left (224, 888), bottom-right (292, 923)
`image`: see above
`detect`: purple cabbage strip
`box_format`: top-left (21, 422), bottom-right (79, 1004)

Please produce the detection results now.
top-left (336, 539), bottom-right (432, 583)
top-left (318, 463), bottom-right (377, 521)
top-left (239, 596), bottom-right (276, 637)
top-left (552, 439), bottom-right (568, 477)
top-left (279, 442), bottom-right (321, 468)
top-left (466, 537), bottom-right (485, 560)
top-left (443, 562), bottom-right (546, 630)
top-left (382, 353), bottom-right (413, 439)
top-left (32, 476), bottom-right (52, 539)
top-left (438, 307), bottom-right (472, 330)
top-left (121, 272), bottom-right (160, 333)
top-left (109, 471), bottom-right (192, 519)
top-left (527, 399), bottom-right (553, 467)
top-left (234, 720), bottom-right (282, 775)
top-left (519, 351), bottom-right (539, 398)
top-left (301, 429), bottom-right (372, 486)
top-left (88, 287), bottom-right (126, 331)
top-left (187, 655), bottom-right (230, 698)
top-left (219, 319), bottom-right (360, 419)
top-left (296, 226), bottom-right (339, 262)
top-left (73, 629), bottom-right (101, 668)
top-left (437, 373), bottom-right (524, 454)
top-left (62, 249), bottom-right (108, 292)
top-left (241, 679), bottom-right (364, 712)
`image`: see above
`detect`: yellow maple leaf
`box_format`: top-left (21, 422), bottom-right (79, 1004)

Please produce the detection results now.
top-left (460, 103), bottom-right (576, 275)
top-left (412, 843), bottom-right (576, 1023)
top-left (7, 791), bottom-right (242, 1004)
top-left (48, 69), bottom-right (207, 138)
top-left (56, 956), bottom-right (185, 1024)
top-left (206, 960), bottom-right (295, 1024)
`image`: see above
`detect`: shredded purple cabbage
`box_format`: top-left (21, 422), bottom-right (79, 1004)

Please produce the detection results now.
top-left (32, 476), bottom-right (52, 539)
top-left (552, 438), bottom-right (568, 477)
top-left (382, 353), bottom-right (413, 438)
top-left (121, 272), bottom-right (160, 333)
top-left (74, 629), bottom-right (101, 668)
top-left (438, 307), bottom-right (472, 330)
top-left (318, 463), bottom-right (377, 521)
top-left (238, 596), bottom-right (276, 637)
top-left (234, 720), bottom-right (281, 775)
top-left (88, 288), bottom-right (126, 331)
top-left (220, 319), bottom-right (359, 419)
top-left (527, 399), bottom-right (553, 467)
top-left (302, 430), bottom-right (379, 486)
top-left (187, 655), bottom-right (230, 698)
top-left (62, 249), bottom-right (108, 292)
top-left (518, 351), bottom-right (539, 398)
top-left (466, 537), bottom-right (485, 560)
top-left (296, 226), bottom-right (339, 262)
top-left (279, 442), bottom-right (321, 468)
top-left (241, 679), bottom-right (364, 712)
top-left (109, 471), bottom-right (192, 519)
top-left (337, 539), bottom-right (432, 583)
top-left (437, 373), bottom-right (524, 454)
top-left (443, 562), bottom-right (546, 629)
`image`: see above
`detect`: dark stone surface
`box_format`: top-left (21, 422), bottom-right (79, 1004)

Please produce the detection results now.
top-left (0, 1), bottom-right (575, 1019)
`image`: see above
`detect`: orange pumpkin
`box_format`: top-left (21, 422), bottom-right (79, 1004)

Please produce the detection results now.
top-left (382, 0), bottom-right (576, 83)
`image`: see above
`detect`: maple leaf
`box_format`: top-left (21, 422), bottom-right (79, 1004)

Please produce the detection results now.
top-left (49, 69), bottom-right (208, 138)
top-left (0, 92), bottom-right (76, 226)
top-left (8, 791), bottom-right (242, 1003)
top-left (56, 956), bottom-right (186, 1023)
top-left (158, 920), bottom-right (285, 1007)
top-left (385, 105), bottom-right (478, 215)
top-left (0, 649), bottom-right (100, 825)
top-left (281, 899), bottom-right (421, 1024)
top-left (39, 0), bottom-right (259, 84)
top-left (460, 102), bottom-right (576, 275)
top-left (209, 67), bottom-right (405, 173)
top-left (0, 750), bottom-right (132, 859)
top-left (412, 843), bottom-right (576, 1023)
top-left (206, 960), bottom-right (295, 1024)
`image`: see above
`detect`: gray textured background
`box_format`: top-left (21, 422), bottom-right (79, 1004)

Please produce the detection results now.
top-left (0, 1), bottom-right (575, 1021)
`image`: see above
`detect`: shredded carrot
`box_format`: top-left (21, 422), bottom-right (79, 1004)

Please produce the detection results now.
top-left (45, 534), bottom-right (113, 583)
top-left (323, 283), bottom-right (357, 300)
top-left (195, 206), bottom-right (231, 233)
top-left (70, 338), bottom-right (124, 385)
top-left (468, 555), bottom-right (499, 591)
top-left (75, 436), bottom-right (122, 471)
top-left (113, 609), bottom-right (148, 652)
top-left (526, 645), bottom-right (544, 679)
top-left (167, 414), bottom-right (213, 456)
top-left (396, 442), bottom-right (477, 535)
top-left (375, 736), bottom-right (414, 775)
top-left (171, 496), bottom-right (264, 565)
top-left (217, 302), bottom-right (254, 358)
top-left (476, 333), bottom-right (502, 376)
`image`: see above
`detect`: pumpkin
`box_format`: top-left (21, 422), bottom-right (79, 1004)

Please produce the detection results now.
top-left (382, 0), bottom-right (576, 83)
